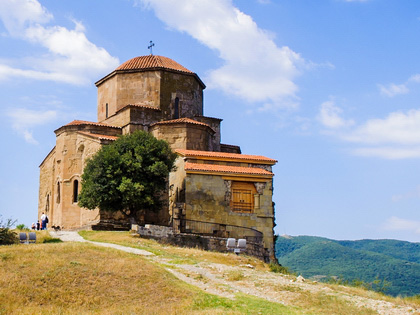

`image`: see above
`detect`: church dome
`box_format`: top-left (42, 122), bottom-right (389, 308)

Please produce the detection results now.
top-left (116, 55), bottom-right (193, 74)
top-left (96, 54), bottom-right (205, 88)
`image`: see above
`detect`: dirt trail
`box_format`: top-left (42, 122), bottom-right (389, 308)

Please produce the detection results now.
top-left (150, 255), bottom-right (419, 315)
top-left (49, 231), bottom-right (153, 256)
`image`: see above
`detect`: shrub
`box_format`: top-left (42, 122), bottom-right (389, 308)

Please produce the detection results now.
top-left (0, 217), bottom-right (18, 245)
top-left (16, 224), bottom-right (28, 230)
top-left (269, 262), bottom-right (291, 275)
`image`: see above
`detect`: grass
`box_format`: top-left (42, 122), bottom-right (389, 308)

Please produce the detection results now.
top-left (224, 270), bottom-right (245, 281)
top-left (12, 230), bottom-right (62, 244)
top-left (79, 230), bottom-right (267, 269)
top-left (192, 293), bottom-right (300, 314)
top-left (0, 237), bottom-right (299, 315)
top-left (288, 290), bottom-right (378, 315)
top-left (0, 242), bottom-right (195, 314)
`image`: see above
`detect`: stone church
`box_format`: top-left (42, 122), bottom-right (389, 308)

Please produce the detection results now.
top-left (38, 54), bottom-right (277, 260)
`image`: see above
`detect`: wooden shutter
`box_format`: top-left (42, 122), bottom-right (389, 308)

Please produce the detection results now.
top-left (231, 182), bottom-right (257, 213)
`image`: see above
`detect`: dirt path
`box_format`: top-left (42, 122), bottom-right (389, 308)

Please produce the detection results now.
top-left (150, 256), bottom-right (419, 315)
top-left (49, 231), bottom-right (154, 256)
top-left (52, 231), bottom-right (419, 315)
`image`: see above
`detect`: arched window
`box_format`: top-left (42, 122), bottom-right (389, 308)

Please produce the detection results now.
top-left (73, 180), bottom-right (79, 203)
top-left (56, 182), bottom-right (60, 204)
top-left (45, 194), bottom-right (50, 212)
top-left (174, 97), bottom-right (179, 119)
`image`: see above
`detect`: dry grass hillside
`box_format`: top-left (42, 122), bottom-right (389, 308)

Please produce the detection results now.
top-left (1, 230), bottom-right (419, 314)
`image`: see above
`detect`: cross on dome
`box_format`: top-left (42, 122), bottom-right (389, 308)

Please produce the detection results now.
top-left (148, 40), bottom-right (155, 55)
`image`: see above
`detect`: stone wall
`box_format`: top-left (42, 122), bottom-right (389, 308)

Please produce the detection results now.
top-left (38, 148), bottom-right (56, 224)
top-left (97, 71), bottom-right (161, 122)
top-left (102, 105), bottom-right (161, 133)
top-left (96, 74), bottom-right (117, 122)
top-left (183, 173), bottom-right (275, 261)
top-left (220, 144), bottom-right (241, 154)
top-left (54, 123), bottom-right (122, 138)
top-left (160, 71), bottom-right (203, 120)
top-left (169, 156), bottom-right (275, 260)
top-left (194, 116), bottom-right (222, 152)
top-left (150, 123), bottom-right (214, 151)
top-left (41, 132), bottom-right (106, 229)
top-left (97, 70), bottom-right (204, 123)
top-left (136, 224), bottom-right (268, 261)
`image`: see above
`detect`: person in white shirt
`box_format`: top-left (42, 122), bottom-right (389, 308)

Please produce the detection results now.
top-left (40, 212), bottom-right (48, 230)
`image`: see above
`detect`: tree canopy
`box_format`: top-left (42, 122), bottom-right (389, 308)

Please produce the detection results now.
top-left (78, 130), bottom-right (177, 223)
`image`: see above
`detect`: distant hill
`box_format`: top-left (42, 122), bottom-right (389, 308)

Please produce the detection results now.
top-left (275, 235), bottom-right (420, 297)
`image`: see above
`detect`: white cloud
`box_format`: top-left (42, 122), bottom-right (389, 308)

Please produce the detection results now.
top-left (0, 64), bottom-right (78, 83)
top-left (7, 108), bottom-right (57, 144)
top-left (382, 216), bottom-right (420, 234)
top-left (137, 0), bottom-right (305, 109)
top-left (0, 0), bottom-right (52, 35)
top-left (378, 83), bottom-right (409, 97)
top-left (318, 104), bottom-right (420, 159)
top-left (344, 109), bottom-right (420, 159)
top-left (0, 0), bottom-right (119, 85)
top-left (317, 99), bottom-right (354, 128)
top-left (343, 109), bottom-right (420, 145)
top-left (378, 73), bottom-right (420, 98)
top-left (408, 74), bottom-right (420, 83)
top-left (392, 185), bottom-right (420, 202)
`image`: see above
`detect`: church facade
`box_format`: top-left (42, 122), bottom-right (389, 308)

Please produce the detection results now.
top-left (38, 55), bottom-right (277, 260)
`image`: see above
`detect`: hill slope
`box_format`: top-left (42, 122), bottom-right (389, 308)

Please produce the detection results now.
top-left (1, 230), bottom-right (419, 314)
top-left (276, 236), bottom-right (420, 297)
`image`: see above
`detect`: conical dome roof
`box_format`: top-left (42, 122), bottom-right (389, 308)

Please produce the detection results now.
top-left (96, 55), bottom-right (204, 88)
top-left (116, 55), bottom-right (193, 73)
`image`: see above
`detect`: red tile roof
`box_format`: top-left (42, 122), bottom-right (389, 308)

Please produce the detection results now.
top-left (185, 162), bottom-right (273, 176)
top-left (116, 55), bottom-right (193, 74)
top-left (65, 120), bottom-right (121, 129)
top-left (78, 132), bottom-right (119, 141)
top-left (151, 118), bottom-right (213, 129)
top-left (176, 149), bottom-right (277, 164)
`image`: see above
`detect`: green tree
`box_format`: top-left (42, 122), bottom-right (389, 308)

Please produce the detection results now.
top-left (78, 130), bottom-right (177, 224)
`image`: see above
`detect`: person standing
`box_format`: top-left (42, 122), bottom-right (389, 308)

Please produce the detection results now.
top-left (41, 212), bottom-right (47, 230)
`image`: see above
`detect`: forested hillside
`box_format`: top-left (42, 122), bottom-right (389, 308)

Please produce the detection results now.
top-left (275, 235), bottom-right (420, 297)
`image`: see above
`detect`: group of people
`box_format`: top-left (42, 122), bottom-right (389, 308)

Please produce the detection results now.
top-left (31, 212), bottom-right (49, 230)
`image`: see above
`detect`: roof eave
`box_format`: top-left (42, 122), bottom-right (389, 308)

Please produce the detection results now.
top-left (185, 169), bottom-right (274, 179)
top-left (39, 146), bottom-right (56, 168)
top-left (176, 150), bottom-right (277, 165)
top-left (95, 68), bottom-right (206, 89)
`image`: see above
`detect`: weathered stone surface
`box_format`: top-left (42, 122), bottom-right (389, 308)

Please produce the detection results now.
top-left (138, 224), bottom-right (174, 238)
top-left (169, 156), bottom-right (276, 260)
top-left (138, 231), bottom-right (269, 262)
top-left (38, 132), bottom-right (106, 229)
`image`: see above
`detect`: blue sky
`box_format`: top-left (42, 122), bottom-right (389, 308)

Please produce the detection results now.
top-left (0, 0), bottom-right (419, 242)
